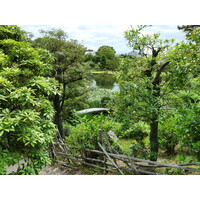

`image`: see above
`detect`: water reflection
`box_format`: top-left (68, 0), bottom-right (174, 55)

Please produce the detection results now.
top-left (91, 73), bottom-right (119, 91)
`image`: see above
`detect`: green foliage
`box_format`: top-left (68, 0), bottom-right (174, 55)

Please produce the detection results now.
top-left (84, 53), bottom-right (94, 62)
top-left (124, 25), bottom-right (175, 56)
top-left (101, 96), bottom-right (111, 107)
top-left (119, 121), bottom-right (149, 144)
top-left (94, 45), bottom-right (119, 70)
top-left (129, 143), bottom-right (149, 159)
top-left (0, 26), bottom-right (58, 174)
top-left (0, 147), bottom-right (21, 175)
top-left (178, 25), bottom-right (200, 40)
top-left (92, 73), bottom-right (117, 89)
top-left (159, 115), bottom-right (179, 155)
top-left (96, 46), bottom-right (116, 59)
top-left (87, 87), bottom-right (115, 108)
top-left (113, 25), bottom-right (200, 161)
top-left (32, 29), bottom-right (88, 138)
top-left (84, 53), bottom-right (98, 68)
top-left (66, 115), bottom-right (122, 151)
top-left (0, 25), bottom-right (26, 41)
top-left (178, 104), bottom-right (200, 160)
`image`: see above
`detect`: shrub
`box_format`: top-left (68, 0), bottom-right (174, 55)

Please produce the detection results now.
top-left (0, 26), bottom-right (57, 174)
top-left (87, 88), bottom-right (114, 108)
top-left (129, 143), bottom-right (149, 159)
top-left (101, 96), bottom-right (111, 107)
top-left (178, 105), bottom-right (200, 160)
top-left (66, 115), bottom-right (122, 155)
top-left (159, 116), bottom-right (179, 155)
top-left (119, 121), bottom-right (149, 144)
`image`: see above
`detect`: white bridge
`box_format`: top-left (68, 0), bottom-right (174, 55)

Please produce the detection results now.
top-left (77, 108), bottom-right (110, 114)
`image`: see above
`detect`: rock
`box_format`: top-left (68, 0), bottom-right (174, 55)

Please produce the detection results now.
top-left (107, 130), bottom-right (123, 151)
top-left (108, 130), bottom-right (119, 143)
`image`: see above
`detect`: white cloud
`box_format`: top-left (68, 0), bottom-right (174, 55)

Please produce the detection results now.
top-left (20, 25), bottom-right (185, 54)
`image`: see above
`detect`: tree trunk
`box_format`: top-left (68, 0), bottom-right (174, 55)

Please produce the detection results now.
top-left (149, 81), bottom-right (160, 161)
top-left (53, 94), bottom-right (65, 139)
top-left (147, 52), bottom-right (169, 161)
top-left (150, 118), bottom-right (159, 161)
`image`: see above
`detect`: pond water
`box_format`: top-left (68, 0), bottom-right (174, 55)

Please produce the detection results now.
top-left (90, 73), bottom-right (119, 91)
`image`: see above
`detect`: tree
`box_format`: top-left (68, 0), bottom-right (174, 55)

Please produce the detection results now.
top-left (175, 27), bottom-right (200, 159)
top-left (94, 45), bottom-right (119, 70)
top-left (0, 25), bottom-right (27, 41)
top-left (178, 25), bottom-right (200, 39)
top-left (32, 29), bottom-right (88, 138)
top-left (114, 25), bottom-right (197, 161)
top-left (96, 45), bottom-right (116, 59)
top-left (0, 26), bottom-right (58, 174)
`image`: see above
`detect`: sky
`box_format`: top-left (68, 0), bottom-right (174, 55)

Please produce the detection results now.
top-left (20, 25), bottom-right (186, 54)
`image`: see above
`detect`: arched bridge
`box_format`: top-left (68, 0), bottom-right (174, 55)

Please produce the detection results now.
top-left (77, 108), bottom-right (110, 114)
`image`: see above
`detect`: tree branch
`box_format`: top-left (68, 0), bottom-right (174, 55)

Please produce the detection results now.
top-left (60, 83), bottom-right (66, 110)
top-left (152, 47), bottom-right (162, 58)
top-left (153, 61), bottom-right (170, 85)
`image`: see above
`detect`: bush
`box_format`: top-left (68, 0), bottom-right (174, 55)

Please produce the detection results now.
top-left (159, 116), bottom-right (179, 155)
top-left (87, 88), bottom-right (114, 108)
top-left (178, 105), bottom-right (200, 160)
top-left (0, 29), bottom-right (58, 174)
top-left (119, 121), bottom-right (149, 144)
top-left (130, 143), bottom-right (149, 159)
top-left (159, 131), bottom-right (178, 155)
top-left (101, 96), bottom-right (111, 107)
top-left (66, 115), bottom-right (122, 155)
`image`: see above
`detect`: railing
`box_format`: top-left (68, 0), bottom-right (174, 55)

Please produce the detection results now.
top-left (52, 130), bottom-right (200, 175)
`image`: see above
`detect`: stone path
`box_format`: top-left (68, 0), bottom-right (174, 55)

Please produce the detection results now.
top-left (39, 165), bottom-right (70, 175)
top-left (6, 163), bottom-right (86, 175)
top-left (39, 165), bottom-right (83, 175)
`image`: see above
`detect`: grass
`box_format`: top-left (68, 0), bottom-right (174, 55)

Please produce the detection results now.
top-left (119, 139), bottom-right (136, 154)
top-left (120, 138), bottom-right (198, 164)
top-left (120, 136), bottom-right (150, 154)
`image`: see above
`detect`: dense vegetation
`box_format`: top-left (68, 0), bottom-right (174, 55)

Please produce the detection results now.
top-left (0, 25), bottom-right (199, 174)
top-left (85, 45), bottom-right (120, 70)
top-left (0, 26), bottom-right (58, 174)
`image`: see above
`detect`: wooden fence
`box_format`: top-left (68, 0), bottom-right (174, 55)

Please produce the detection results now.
top-left (52, 130), bottom-right (200, 175)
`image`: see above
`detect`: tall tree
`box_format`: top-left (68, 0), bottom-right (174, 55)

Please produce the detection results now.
top-left (114, 25), bottom-right (197, 161)
top-left (32, 29), bottom-right (87, 138)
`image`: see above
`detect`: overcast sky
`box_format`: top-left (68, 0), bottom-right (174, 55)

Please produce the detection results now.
top-left (2, 0), bottom-right (197, 55)
top-left (20, 25), bottom-right (186, 54)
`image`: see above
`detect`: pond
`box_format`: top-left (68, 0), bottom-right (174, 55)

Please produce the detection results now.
top-left (90, 73), bottom-right (119, 91)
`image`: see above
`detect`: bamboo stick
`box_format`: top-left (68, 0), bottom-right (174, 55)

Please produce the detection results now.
top-left (82, 162), bottom-right (117, 173)
top-left (56, 158), bottom-right (160, 175)
top-left (178, 162), bottom-right (198, 166)
top-left (85, 149), bottom-right (200, 173)
top-left (99, 129), bottom-right (108, 174)
top-left (98, 142), bottom-right (124, 175)
top-left (56, 151), bottom-right (162, 174)
top-left (54, 142), bottom-right (200, 174)
top-left (56, 154), bottom-right (112, 172)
